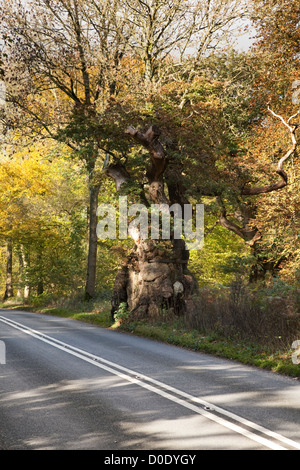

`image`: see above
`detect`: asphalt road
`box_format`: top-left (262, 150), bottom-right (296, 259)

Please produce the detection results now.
top-left (0, 308), bottom-right (300, 451)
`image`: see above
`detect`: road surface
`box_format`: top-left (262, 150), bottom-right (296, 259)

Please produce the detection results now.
top-left (0, 309), bottom-right (300, 451)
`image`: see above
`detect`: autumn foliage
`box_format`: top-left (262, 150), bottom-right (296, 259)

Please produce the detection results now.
top-left (0, 0), bottom-right (299, 331)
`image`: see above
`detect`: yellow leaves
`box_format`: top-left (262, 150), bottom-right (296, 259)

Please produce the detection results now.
top-left (0, 142), bottom-right (50, 200)
top-left (0, 139), bottom-right (73, 242)
top-left (1, 156), bottom-right (47, 199)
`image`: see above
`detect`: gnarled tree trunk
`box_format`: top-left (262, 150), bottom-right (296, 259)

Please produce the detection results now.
top-left (114, 238), bottom-right (198, 320)
top-left (107, 124), bottom-right (199, 320)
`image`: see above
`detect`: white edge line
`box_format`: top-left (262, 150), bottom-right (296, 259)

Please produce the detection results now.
top-left (1, 315), bottom-right (299, 450)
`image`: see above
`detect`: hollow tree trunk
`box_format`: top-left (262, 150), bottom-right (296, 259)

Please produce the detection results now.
top-left (110, 234), bottom-right (198, 320)
top-left (108, 124), bottom-right (199, 320)
top-left (121, 239), bottom-right (198, 319)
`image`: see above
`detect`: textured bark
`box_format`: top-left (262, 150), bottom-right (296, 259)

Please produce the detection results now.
top-left (109, 124), bottom-right (198, 320)
top-left (111, 238), bottom-right (198, 320)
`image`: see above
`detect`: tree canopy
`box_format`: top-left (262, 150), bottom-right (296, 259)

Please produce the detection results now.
top-left (0, 0), bottom-right (298, 322)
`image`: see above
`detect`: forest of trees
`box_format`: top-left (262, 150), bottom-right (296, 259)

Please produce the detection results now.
top-left (0, 0), bottom-right (299, 341)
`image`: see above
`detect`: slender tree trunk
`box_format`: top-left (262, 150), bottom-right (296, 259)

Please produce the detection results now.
top-left (36, 252), bottom-right (44, 295)
top-left (24, 284), bottom-right (30, 300)
top-left (3, 242), bottom-right (13, 300)
top-left (23, 249), bottom-right (31, 299)
top-left (16, 246), bottom-right (31, 299)
top-left (144, 56), bottom-right (154, 83)
top-left (84, 179), bottom-right (100, 300)
top-left (17, 250), bottom-right (24, 298)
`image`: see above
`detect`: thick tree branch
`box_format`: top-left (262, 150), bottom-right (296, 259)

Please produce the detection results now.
top-left (106, 162), bottom-right (131, 191)
top-left (218, 197), bottom-right (261, 246)
top-left (125, 124), bottom-right (168, 204)
top-left (219, 209), bottom-right (262, 246)
top-left (125, 125), bottom-right (166, 160)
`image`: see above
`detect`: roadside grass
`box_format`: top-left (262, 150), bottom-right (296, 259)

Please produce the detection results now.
top-left (0, 296), bottom-right (112, 328)
top-left (1, 297), bottom-right (299, 379)
top-left (119, 319), bottom-right (300, 378)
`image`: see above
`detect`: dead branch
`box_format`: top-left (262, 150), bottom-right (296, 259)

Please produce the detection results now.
top-left (241, 108), bottom-right (299, 196)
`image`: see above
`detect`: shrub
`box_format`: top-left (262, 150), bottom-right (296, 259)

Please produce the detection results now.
top-left (186, 280), bottom-right (300, 349)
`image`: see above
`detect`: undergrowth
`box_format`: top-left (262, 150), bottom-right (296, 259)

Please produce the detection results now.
top-left (1, 279), bottom-right (300, 378)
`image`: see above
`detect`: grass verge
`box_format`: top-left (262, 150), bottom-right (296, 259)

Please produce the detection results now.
top-left (1, 297), bottom-right (299, 379)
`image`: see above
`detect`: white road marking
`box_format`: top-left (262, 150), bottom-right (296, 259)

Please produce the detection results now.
top-left (1, 315), bottom-right (300, 450)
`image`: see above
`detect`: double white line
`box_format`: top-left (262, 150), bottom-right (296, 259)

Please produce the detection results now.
top-left (1, 315), bottom-right (300, 451)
